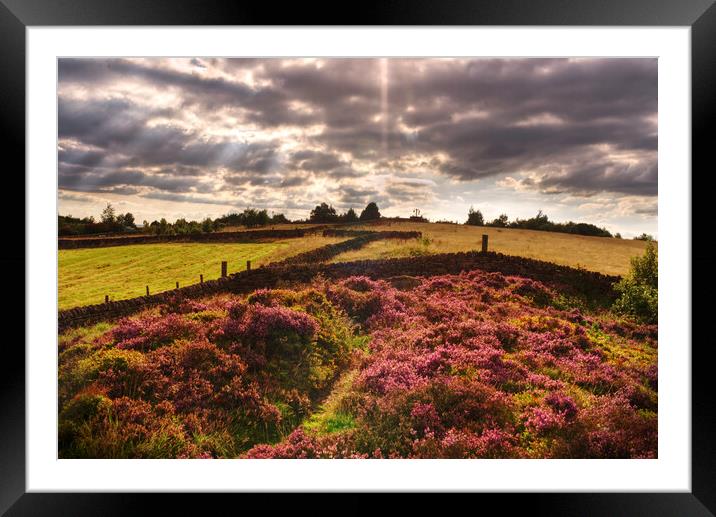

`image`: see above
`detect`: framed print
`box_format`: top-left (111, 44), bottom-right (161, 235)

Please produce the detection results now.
top-left (2, 0), bottom-right (714, 513)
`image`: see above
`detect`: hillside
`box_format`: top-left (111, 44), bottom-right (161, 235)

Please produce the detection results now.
top-left (335, 222), bottom-right (652, 277)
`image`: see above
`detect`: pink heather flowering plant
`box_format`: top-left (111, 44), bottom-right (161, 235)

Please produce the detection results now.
top-left (58, 270), bottom-right (657, 458)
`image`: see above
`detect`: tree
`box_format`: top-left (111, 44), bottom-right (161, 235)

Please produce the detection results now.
top-left (241, 208), bottom-right (270, 227)
top-left (488, 214), bottom-right (509, 227)
top-left (158, 218), bottom-right (171, 235)
top-left (465, 206), bottom-right (484, 226)
top-left (118, 212), bottom-right (135, 228)
top-left (100, 203), bottom-right (116, 224)
top-left (309, 202), bottom-right (339, 223)
top-left (341, 208), bottom-right (358, 223)
top-left (359, 202), bottom-right (381, 221)
top-left (201, 218), bottom-right (215, 233)
top-left (271, 212), bottom-right (290, 224)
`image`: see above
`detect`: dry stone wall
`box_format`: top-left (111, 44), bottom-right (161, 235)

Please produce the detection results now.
top-left (58, 226), bottom-right (330, 249)
top-left (278, 231), bottom-right (422, 265)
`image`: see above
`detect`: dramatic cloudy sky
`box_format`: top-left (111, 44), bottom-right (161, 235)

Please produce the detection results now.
top-left (58, 57), bottom-right (657, 237)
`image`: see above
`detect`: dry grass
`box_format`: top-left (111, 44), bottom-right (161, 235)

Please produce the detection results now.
top-left (331, 221), bottom-right (653, 276)
top-left (220, 223), bottom-right (327, 233)
top-left (58, 235), bottom-right (346, 309)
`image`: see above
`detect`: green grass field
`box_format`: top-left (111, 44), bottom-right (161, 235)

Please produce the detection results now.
top-left (58, 236), bottom-right (344, 309)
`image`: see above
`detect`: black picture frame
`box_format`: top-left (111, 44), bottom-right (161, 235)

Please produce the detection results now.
top-left (2, 0), bottom-right (713, 513)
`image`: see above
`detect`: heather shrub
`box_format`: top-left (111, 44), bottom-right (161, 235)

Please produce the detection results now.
top-left (246, 288), bottom-right (299, 307)
top-left (60, 348), bottom-right (146, 406)
top-left (59, 267), bottom-right (656, 459)
top-left (58, 321), bottom-right (114, 354)
top-left (60, 395), bottom-right (195, 458)
top-left (59, 283), bottom-right (362, 457)
top-left (110, 314), bottom-right (198, 351)
top-left (511, 278), bottom-right (556, 307)
top-left (161, 292), bottom-right (208, 315)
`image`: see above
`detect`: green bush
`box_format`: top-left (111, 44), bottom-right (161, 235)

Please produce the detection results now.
top-left (612, 242), bottom-right (658, 324)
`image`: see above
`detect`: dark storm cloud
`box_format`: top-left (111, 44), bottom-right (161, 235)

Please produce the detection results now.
top-left (59, 58), bottom-right (310, 125)
top-left (58, 191), bottom-right (93, 203)
top-left (58, 94), bottom-right (285, 192)
top-left (524, 158), bottom-right (658, 197)
top-left (635, 206), bottom-right (658, 216)
top-left (141, 192), bottom-right (233, 206)
top-left (58, 166), bottom-right (212, 194)
top-left (384, 180), bottom-right (435, 203)
top-left (58, 57), bottom-right (657, 203)
top-left (337, 186), bottom-right (381, 206)
top-left (286, 150), bottom-right (361, 178)
top-left (60, 59), bottom-right (255, 102)
top-left (289, 150), bottom-right (344, 172)
top-left (222, 170), bottom-right (312, 190)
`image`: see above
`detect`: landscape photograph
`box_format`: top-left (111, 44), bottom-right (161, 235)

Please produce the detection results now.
top-left (57, 57), bottom-right (658, 459)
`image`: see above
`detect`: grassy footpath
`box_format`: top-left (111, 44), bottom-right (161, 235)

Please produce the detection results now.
top-left (58, 236), bottom-right (344, 309)
top-left (332, 222), bottom-right (652, 276)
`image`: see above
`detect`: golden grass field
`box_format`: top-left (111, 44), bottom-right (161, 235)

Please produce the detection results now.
top-left (332, 221), bottom-right (652, 277)
top-left (58, 235), bottom-right (345, 309)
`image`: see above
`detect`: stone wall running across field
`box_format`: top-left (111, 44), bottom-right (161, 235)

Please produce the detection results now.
top-left (58, 226), bottom-right (330, 249)
top-left (321, 229), bottom-right (377, 237)
top-left (58, 251), bottom-right (620, 331)
top-left (278, 231), bottom-right (422, 265)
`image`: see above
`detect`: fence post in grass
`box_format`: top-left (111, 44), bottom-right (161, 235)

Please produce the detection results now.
top-left (246, 260), bottom-right (251, 271)
top-left (105, 295), bottom-right (109, 304)
top-left (176, 281), bottom-right (179, 289)
top-left (481, 234), bottom-right (489, 252)
top-left (146, 285), bottom-right (149, 296)
top-left (221, 261), bottom-right (227, 278)
top-left (200, 274), bottom-right (203, 284)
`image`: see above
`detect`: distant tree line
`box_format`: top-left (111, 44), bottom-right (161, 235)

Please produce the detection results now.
top-left (145, 207), bottom-right (292, 235)
top-left (59, 204), bottom-right (138, 236)
top-left (60, 200), bottom-right (650, 241)
top-left (58, 201), bottom-right (384, 237)
top-left (306, 202), bottom-right (381, 223)
top-left (213, 208), bottom-right (289, 229)
top-left (464, 207), bottom-right (615, 238)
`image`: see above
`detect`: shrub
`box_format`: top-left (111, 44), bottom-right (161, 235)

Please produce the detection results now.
top-left (612, 242), bottom-right (658, 324)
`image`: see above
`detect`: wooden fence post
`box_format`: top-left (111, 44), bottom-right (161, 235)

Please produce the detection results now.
top-left (105, 295), bottom-right (109, 303)
top-left (246, 260), bottom-right (251, 271)
top-left (200, 274), bottom-right (204, 284)
top-left (221, 261), bottom-right (227, 278)
top-left (481, 234), bottom-right (489, 252)
top-left (176, 281), bottom-right (179, 289)
top-left (146, 285), bottom-right (149, 296)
